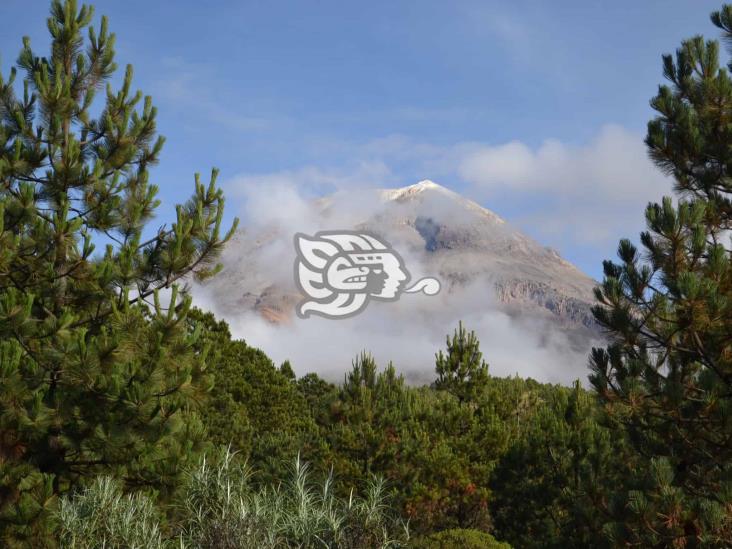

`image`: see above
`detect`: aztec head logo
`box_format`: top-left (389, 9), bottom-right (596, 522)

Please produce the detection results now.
top-left (294, 231), bottom-right (441, 319)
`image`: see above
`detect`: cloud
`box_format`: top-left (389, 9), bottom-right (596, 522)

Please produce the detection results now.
top-left (195, 271), bottom-right (597, 387)
top-left (458, 125), bottom-right (666, 199)
top-left (456, 124), bottom-right (671, 247)
top-left (224, 163), bottom-right (396, 230)
top-left (459, 140), bottom-right (537, 188)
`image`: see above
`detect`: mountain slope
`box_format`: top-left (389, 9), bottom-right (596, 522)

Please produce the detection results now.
top-left (203, 180), bottom-right (599, 345)
top-left (198, 180), bottom-right (605, 383)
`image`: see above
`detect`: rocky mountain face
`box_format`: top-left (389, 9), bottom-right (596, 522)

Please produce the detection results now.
top-left (203, 180), bottom-right (600, 351)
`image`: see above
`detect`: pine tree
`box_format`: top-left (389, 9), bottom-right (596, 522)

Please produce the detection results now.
top-left (490, 382), bottom-right (623, 548)
top-left (590, 5), bottom-right (732, 545)
top-left (434, 322), bottom-right (489, 404)
top-left (331, 352), bottom-right (410, 480)
top-left (187, 309), bottom-right (317, 487)
top-left (318, 351), bottom-right (502, 535)
top-left (0, 0), bottom-right (237, 542)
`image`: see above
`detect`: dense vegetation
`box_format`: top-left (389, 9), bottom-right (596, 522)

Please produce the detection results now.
top-left (3, 0), bottom-right (732, 547)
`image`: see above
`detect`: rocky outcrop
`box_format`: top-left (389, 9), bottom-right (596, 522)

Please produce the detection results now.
top-left (493, 279), bottom-right (597, 329)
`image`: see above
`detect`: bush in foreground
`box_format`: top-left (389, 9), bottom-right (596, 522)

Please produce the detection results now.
top-left (411, 528), bottom-right (511, 549)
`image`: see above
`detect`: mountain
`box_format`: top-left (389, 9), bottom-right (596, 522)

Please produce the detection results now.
top-left (199, 180), bottom-right (601, 381)
top-left (370, 180), bottom-right (598, 333)
top-left (207, 180), bottom-right (597, 330)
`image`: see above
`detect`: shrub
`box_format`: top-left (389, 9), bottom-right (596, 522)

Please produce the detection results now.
top-left (410, 528), bottom-right (511, 548)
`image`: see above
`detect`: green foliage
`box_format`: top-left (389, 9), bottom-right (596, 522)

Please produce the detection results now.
top-left (490, 382), bottom-right (623, 548)
top-left (327, 352), bottom-right (412, 481)
top-left (0, 0), bottom-right (236, 542)
top-left (304, 340), bottom-right (512, 536)
top-left (410, 528), bottom-right (510, 549)
top-left (434, 322), bottom-right (489, 404)
top-left (589, 4), bottom-right (732, 545)
top-left (189, 309), bottom-right (317, 485)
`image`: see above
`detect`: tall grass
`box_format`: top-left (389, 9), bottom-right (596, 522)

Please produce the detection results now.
top-left (58, 448), bottom-right (409, 548)
top-left (58, 476), bottom-right (164, 549)
top-left (179, 447), bottom-right (408, 548)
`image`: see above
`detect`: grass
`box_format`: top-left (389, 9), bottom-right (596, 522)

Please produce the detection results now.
top-left (58, 447), bottom-right (409, 549)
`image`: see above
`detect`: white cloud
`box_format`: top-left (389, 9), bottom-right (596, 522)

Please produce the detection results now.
top-left (195, 273), bottom-right (598, 386)
top-left (224, 163), bottom-right (395, 231)
top-left (456, 124), bottom-right (671, 247)
top-left (458, 124), bottom-right (667, 199)
top-left (459, 140), bottom-right (537, 188)
top-left (212, 124), bottom-right (674, 287)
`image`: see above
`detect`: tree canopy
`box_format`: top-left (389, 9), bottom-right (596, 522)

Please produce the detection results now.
top-left (0, 0), bottom-right (236, 542)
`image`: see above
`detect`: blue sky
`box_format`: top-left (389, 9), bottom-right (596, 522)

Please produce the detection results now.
top-left (0, 0), bottom-right (726, 279)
